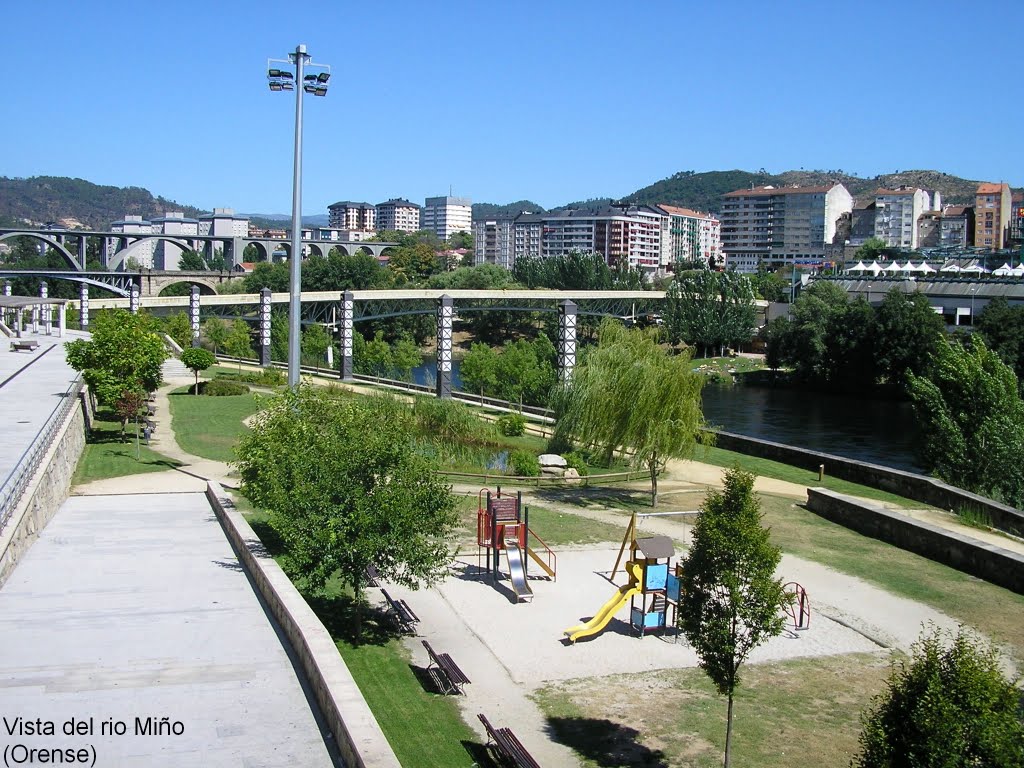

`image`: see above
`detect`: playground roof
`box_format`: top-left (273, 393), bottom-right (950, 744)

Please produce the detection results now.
top-left (635, 536), bottom-right (674, 559)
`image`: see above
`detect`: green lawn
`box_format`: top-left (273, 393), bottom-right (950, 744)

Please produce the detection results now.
top-left (759, 493), bottom-right (1024, 662)
top-left (243, 508), bottom-right (481, 767)
top-left (167, 387), bottom-right (260, 462)
top-left (693, 443), bottom-right (923, 507)
top-left (73, 414), bottom-right (181, 485)
top-left (535, 653), bottom-right (891, 768)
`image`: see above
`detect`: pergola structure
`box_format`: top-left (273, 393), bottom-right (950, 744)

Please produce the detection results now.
top-left (0, 295), bottom-right (71, 339)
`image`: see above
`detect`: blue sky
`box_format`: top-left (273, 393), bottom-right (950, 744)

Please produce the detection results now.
top-left (3, 0), bottom-right (1022, 215)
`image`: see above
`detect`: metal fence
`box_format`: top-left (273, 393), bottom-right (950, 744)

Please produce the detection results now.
top-left (0, 375), bottom-right (84, 535)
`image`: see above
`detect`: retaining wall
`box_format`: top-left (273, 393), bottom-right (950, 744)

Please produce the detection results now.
top-left (712, 430), bottom-right (1024, 536)
top-left (0, 398), bottom-right (86, 587)
top-left (806, 488), bottom-right (1024, 594)
top-left (205, 482), bottom-right (401, 768)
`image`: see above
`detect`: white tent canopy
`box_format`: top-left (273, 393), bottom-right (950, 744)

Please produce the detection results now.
top-left (940, 262), bottom-right (960, 273)
top-left (884, 261), bottom-right (904, 273)
top-left (918, 262), bottom-right (937, 274)
top-left (1013, 264), bottom-right (1024, 277)
top-left (867, 261), bottom-right (883, 275)
top-left (900, 261), bottom-right (916, 272)
top-left (993, 263), bottom-right (1013, 276)
top-left (848, 261), bottom-right (868, 272)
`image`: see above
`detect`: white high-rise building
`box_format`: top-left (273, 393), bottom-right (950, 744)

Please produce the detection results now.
top-left (720, 184), bottom-right (853, 273)
top-left (327, 202), bottom-right (376, 232)
top-left (375, 199), bottom-right (420, 232)
top-left (423, 196), bottom-right (472, 241)
top-left (874, 187), bottom-right (931, 249)
top-left (655, 205), bottom-right (722, 269)
top-left (151, 211), bottom-right (199, 270)
top-left (109, 215), bottom-right (155, 268)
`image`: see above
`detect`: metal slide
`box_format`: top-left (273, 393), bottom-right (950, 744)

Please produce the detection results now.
top-left (504, 542), bottom-right (534, 602)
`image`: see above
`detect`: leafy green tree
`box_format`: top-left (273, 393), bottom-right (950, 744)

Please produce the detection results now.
top-left (65, 310), bottom-right (168, 406)
top-left (677, 467), bottom-right (787, 768)
top-left (301, 323), bottom-right (332, 371)
top-left (391, 336), bottom-right (422, 381)
top-left (223, 320), bottom-right (253, 371)
top-left (269, 313), bottom-right (290, 363)
top-left (854, 236), bottom-right (889, 263)
top-left (551, 320), bottom-right (706, 505)
top-left (976, 296), bottom-right (1024, 382)
top-left (304, 250), bottom-right (393, 291)
top-left (163, 312), bottom-right (194, 350)
top-left (387, 242), bottom-right (442, 283)
top-left (460, 342), bottom-right (499, 398)
top-left (201, 317), bottom-right (231, 355)
top-left (178, 250), bottom-right (207, 271)
top-left (447, 231), bottom-right (473, 251)
top-left (243, 262), bottom-right (290, 292)
top-left (665, 270), bottom-right (756, 356)
top-left (750, 266), bottom-right (787, 303)
top-left (205, 248), bottom-right (228, 271)
top-left (181, 347), bottom-right (216, 395)
top-left (113, 388), bottom-right (147, 444)
top-left (235, 387), bottom-right (459, 637)
top-left (357, 331), bottom-right (394, 377)
top-left (776, 281), bottom-right (858, 385)
top-left (907, 337), bottom-right (1024, 506)
top-left (854, 626), bottom-right (1024, 768)
top-left (875, 288), bottom-right (946, 387)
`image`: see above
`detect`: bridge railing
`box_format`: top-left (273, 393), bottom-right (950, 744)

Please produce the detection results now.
top-left (0, 375), bottom-right (84, 535)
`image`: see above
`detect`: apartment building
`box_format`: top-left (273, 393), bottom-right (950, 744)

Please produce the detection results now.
top-left (539, 205), bottom-right (664, 274)
top-left (720, 184), bottom-right (853, 273)
top-left (108, 215), bottom-right (155, 268)
top-left (198, 208), bottom-right (249, 238)
top-left (473, 218), bottom-right (516, 269)
top-left (974, 182), bottom-right (1012, 250)
top-left (151, 211), bottom-right (199, 270)
top-left (655, 205), bottom-right (722, 269)
top-left (375, 199), bottom-right (420, 232)
top-left (513, 213), bottom-right (543, 261)
top-left (1010, 192), bottom-right (1024, 249)
top-left (327, 201), bottom-right (376, 232)
top-left (422, 196), bottom-right (472, 241)
top-left (874, 187), bottom-right (932, 249)
top-left (940, 206), bottom-right (975, 249)
top-left (916, 211), bottom-right (942, 249)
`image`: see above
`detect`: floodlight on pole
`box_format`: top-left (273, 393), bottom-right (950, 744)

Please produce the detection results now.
top-left (267, 45), bottom-right (330, 387)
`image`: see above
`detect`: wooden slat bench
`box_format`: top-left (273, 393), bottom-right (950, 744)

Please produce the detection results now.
top-left (477, 713), bottom-right (541, 768)
top-left (10, 340), bottom-right (39, 352)
top-left (421, 640), bottom-right (470, 695)
top-left (379, 587), bottom-right (419, 634)
top-left (365, 563), bottom-right (380, 588)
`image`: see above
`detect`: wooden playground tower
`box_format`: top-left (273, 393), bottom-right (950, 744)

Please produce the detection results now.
top-left (476, 488), bottom-right (556, 602)
top-left (612, 512), bottom-right (680, 637)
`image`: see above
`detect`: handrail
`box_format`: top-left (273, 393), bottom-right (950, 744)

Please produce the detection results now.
top-left (0, 374), bottom-right (84, 534)
top-left (436, 468), bottom-right (645, 487)
top-left (527, 527), bottom-right (557, 582)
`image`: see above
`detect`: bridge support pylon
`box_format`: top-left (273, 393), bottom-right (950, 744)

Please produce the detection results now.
top-left (339, 290), bottom-right (354, 380)
top-left (436, 294), bottom-right (453, 399)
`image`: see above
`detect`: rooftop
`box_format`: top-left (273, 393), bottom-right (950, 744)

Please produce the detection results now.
top-left (723, 184), bottom-right (838, 198)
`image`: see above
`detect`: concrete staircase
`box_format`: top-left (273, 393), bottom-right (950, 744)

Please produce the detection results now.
top-left (163, 356), bottom-right (191, 380)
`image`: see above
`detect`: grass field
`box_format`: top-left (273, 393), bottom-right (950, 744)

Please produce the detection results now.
top-left (72, 412), bottom-right (181, 485)
top-left (243, 507), bottom-right (480, 767)
top-left (166, 387), bottom-right (260, 462)
top-left (534, 653), bottom-right (891, 768)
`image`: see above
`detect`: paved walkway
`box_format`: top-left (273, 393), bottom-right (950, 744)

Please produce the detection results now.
top-left (0, 492), bottom-right (339, 766)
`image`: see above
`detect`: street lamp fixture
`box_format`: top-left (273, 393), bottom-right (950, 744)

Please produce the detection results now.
top-left (267, 44), bottom-right (330, 388)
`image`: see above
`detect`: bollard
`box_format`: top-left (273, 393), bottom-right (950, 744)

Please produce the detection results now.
top-left (818, 464), bottom-right (825, 482)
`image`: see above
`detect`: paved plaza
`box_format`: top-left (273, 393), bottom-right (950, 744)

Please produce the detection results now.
top-left (0, 492), bottom-right (339, 767)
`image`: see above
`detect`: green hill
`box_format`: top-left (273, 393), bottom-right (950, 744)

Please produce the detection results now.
top-left (471, 200), bottom-right (545, 220)
top-left (0, 176), bottom-right (206, 229)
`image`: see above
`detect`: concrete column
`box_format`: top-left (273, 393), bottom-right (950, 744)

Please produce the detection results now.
top-left (189, 286), bottom-right (201, 347)
top-left (58, 304), bottom-right (66, 338)
top-left (2, 281), bottom-right (10, 297)
top-left (100, 238), bottom-right (109, 268)
top-left (339, 290), bottom-right (354, 380)
top-left (558, 299), bottom-right (578, 382)
top-left (129, 282), bottom-right (140, 314)
top-left (259, 288), bottom-right (272, 367)
top-left (435, 294), bottom-right (454, 399)
top-left (79, 284), bottom-right (90, 329)
top-left (40, 281), bottom-right (51, 335)
top-left (78, 235), bottom-right (88, 268)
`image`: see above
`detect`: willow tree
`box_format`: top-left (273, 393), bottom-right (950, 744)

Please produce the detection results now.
top-left (551, 319), bottom-right (706, 505)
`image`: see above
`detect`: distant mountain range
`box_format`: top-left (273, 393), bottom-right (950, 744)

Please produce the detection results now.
top-left (0, 170), bottom-right (1018, 232)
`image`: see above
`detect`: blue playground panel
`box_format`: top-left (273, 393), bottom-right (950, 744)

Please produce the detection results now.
top-left (645, 563), bottom-right (668, 591)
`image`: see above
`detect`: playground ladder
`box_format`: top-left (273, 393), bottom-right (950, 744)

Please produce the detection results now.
top-left (527, 528), bottom-right (557, 581)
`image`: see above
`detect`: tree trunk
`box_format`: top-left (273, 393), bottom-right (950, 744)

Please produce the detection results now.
top-left (649, 454), bottom-right (658, 507)
top-left (354, 573), bottom-right (363, 642)
top-left (724, 690), bottom-right (734, 768)
top-left (194, 371), bottom-right (199, 395)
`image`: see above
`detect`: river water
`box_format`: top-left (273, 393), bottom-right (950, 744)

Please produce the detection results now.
top-left (411, 360), bottom-right (921, 471)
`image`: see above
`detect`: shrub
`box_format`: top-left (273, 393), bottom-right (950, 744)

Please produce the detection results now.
top-left (563, 451), bottom-right (589, 476)
top-left (412, 397), bottom-right (495, 446)
top-left (496, 412), bottom-right (526, 437)
top-left (199, 379), bottom-right (250, 396)
top-left (509, 449), bottom-right (540, 477)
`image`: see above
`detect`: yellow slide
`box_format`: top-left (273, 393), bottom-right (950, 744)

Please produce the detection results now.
top-left (564, 562), bottom-right (643, 644)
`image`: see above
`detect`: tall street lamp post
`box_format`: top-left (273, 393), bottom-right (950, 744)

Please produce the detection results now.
top-left (267, 45), bottom-right (330, 387)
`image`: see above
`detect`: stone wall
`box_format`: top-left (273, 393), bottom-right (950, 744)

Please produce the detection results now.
top-left (712, 430), bottom-right (1024, 536)
top-left (0, 397), bottom-right (86, 587)
top-left (205, 482), bottom-right (401, 768)
top-left (806, 488), bottom-right (1024, 594)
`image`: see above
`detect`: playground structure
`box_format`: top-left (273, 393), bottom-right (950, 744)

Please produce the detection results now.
top-left (476, 488), bottom-right (557, 603)
top-left (565, 512), bottom-right (682, 643)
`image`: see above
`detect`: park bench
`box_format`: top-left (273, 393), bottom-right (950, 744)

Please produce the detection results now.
top-left (477, 713), bottom-right (541, 768)
top-left (379, 587), bottom-right (419, 634)
top-left (421, 640), bottom-right (471, 695)
top-left (10, 340), bottom-right (39, 352)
